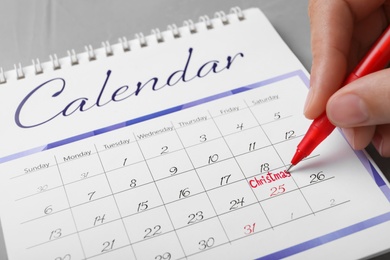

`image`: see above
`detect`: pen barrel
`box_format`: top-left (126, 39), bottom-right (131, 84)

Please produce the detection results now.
top-left (297, 112), bottom-right (335, 158)
top-left (343, 73), bottom-right (359, 86)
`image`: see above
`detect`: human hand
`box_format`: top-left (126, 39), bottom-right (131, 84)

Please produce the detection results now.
top-left (305, 0), bottom-right (390, 156)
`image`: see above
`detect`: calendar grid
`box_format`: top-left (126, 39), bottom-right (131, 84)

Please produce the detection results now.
top-left (20, 170), bottom-right (341, 227)
top-left (24, 193), bottom-right (350, 251)
top-left (172, 121), bottom-right (234, 243)
top-left (174, 205), bottom-right (354, 260)
top-left (21, 173), bottom-right (343, 229)
top-left (17, 113), bottom-right (352, 258)
top-left (205, 110), bottom-right (275, 229)
top-left (244, 99), bottom-right (316, 216)
top-left (53, 156), bottom-right (87, 259)
top-left (93, 144), bottom-right (137, 260)
top-left (174, 206), bottom-right (347, 260)
top-left (132, 132), bottom-right (188, 259)
top-left (18, 106), bottom-right (351, 255)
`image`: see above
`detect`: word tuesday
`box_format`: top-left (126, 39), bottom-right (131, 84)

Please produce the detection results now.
top-left (15, 47), bottom-right (244, 128)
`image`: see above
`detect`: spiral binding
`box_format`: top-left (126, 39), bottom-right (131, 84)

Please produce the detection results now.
top-left (152, 28), bottom-right (164, 43)
top-left (118, 37), bottom-right (130, 52)
top-left (0, 68), bottom-right (5, 83)
top-left (14, 63), bottom-right (24, 80)
top-left (214, 11), bottom-right (229, 25)
top-left (135, 33), bottom-right (148, 48)
top-left (199, 15), bottom-right (213, 29)
top-left (32, 59), bottom-right (43, 74)
top-left (85, 45), bottom-right (96, 61)
top-left (0, 7), bottom-right (245, 84)
top-left (50, 54), bottom-right (61, 70)
top-left (167, 24), bottom-right (181, 38)
top-left (67, 49), bottom-right (79, 65)
top-left (183, 20), bottom-right (197, 34)
top-left (102, 41), bottom-right (114, 56)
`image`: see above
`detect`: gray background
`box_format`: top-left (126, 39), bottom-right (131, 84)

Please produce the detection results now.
top-left (0, 0), bottom-right (389, 259)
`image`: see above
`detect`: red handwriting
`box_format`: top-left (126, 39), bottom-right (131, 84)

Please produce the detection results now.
top-left (249, 170), bottom-right (291, 189)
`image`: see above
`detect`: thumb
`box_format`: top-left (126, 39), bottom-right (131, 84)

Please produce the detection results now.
top-left (326, 69), bottom-right (390, 128)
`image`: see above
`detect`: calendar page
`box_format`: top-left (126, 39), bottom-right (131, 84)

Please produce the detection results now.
top-left (0, 8), bottom-right (390, 260)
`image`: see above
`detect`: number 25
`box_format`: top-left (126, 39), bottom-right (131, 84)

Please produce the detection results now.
top-left (270, 184), bottom-right (285, 196)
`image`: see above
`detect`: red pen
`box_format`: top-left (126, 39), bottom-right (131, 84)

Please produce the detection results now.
top-left (288, 25), bottom-right (390, 171)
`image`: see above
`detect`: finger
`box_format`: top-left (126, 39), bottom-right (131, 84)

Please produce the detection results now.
top-left (372, 124), bottom-right (390, 157)
top-left (305, 0), bottom-right (353, 119)
top-left (342, 126), bottom-right (376, 150)
top-left (327, 69), bottom-right (390, 127)
top-left (305, 0), bottom-right (387, 119)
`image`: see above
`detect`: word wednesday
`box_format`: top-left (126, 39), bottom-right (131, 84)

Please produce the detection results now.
top-left (15, 47), bottom-right (245, 128)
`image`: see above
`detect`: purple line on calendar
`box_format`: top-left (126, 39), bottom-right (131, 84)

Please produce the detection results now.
top-left (354, 149), bottom-right (390, 203)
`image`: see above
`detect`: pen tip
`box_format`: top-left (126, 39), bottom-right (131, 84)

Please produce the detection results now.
top-left (286, 165), bottom-right (294, 172)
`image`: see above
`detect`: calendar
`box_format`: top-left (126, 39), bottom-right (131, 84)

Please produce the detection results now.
top-left (0, 8), bottom-right (390, 260)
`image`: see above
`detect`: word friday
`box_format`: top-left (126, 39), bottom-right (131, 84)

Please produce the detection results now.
top-left (15, 47), bottom-right (244, 128)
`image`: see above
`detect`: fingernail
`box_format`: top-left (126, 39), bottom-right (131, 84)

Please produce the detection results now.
top-left (327, 94), bottom-right (369, 125)
top-left (372, 133), bottom-right (383, 155)
top-left (342, 128), bottom-right (355, 148)
top-left (303, 89), bottom-right (313, 114)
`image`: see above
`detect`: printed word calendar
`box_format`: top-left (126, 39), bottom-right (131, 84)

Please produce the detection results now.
top-left (1, 7), bottom-right (390, 260)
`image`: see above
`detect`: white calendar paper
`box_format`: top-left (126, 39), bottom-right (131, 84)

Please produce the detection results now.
top-left (0, 8), bottom-right (390, 260)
